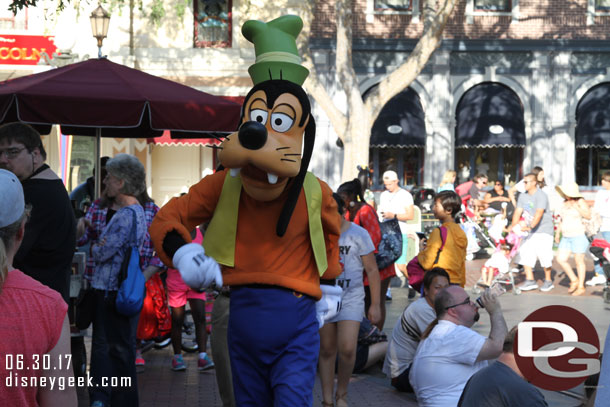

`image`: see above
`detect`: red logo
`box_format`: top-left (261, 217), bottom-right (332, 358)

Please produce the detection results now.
top-left (514, 305), bottom-right (600, 391)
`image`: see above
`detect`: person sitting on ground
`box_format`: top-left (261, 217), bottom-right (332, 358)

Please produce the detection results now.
top-left (409, 285), bottom-right (508, 407)
top-left (0, 169), bottom-right (77, 407)
top-left (352, 316), bottom-right (388, 374)
top-left (417, 191), bottom-right (468, 287)
top-left (383, 267), bottom-right (450, 393)
top-left (458, 326), bottom-right (548, 406)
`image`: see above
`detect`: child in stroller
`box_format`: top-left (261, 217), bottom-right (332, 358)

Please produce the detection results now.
top-left (590, 239), bottom-right (610, 303)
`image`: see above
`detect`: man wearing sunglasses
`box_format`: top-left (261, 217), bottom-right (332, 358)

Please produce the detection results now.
top-left (409, 285), bottom-right (508, 407)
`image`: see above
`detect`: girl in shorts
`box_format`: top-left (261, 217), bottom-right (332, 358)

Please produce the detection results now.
top-left (318, 194), bottom-right (381, 407)
top-left (167, 226), bottom-right (214, 371)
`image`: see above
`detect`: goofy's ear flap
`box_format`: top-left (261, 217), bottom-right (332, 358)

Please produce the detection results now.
top-left (276, 115), bottom-right (316, 237)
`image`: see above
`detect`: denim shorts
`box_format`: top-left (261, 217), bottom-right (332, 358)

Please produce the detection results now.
top-left (558, 235), bottom-right (590, 254)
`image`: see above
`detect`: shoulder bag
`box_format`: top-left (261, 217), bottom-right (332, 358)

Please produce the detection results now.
top-left (406, 226), bottom-right (447, 292)
top-left (375, 218), bottom-right (403, 270)
top-left (116, 208), bottom-right (146, 317)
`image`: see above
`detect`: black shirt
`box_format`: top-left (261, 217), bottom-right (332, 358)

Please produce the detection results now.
top-left (14, 176), bottom-right (76, 303)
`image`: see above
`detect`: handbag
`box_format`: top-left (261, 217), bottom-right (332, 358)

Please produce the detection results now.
top-left (583, 209), bottom-right (602, 239)
top-left (375, 218), bottom-right (403, 270)
top-left (115, 208), bottom-right (146, 317)
top-left (75, 286), bottom-right (96, 330)
top-left (137, 273), bottom-right (171, 340)
top-left (406, 226), bottom-right (447, 292)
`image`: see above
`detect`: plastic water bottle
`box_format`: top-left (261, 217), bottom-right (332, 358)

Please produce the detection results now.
top-left (475, 283), bottom-right (506, 308)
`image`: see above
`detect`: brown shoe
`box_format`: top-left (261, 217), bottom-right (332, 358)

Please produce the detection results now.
top-left (571, 287), bottom-right (586, 296)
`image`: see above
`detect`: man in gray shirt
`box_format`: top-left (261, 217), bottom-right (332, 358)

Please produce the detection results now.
top-left (508, 172), bottom-right (555, 292)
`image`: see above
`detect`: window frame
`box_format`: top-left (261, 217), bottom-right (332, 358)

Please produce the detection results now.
top-left (466, 0), bottom-right (519, 24)
top-left (365, 0), bottom-right (420, 24)
top-left (588, 0), bottom-right (610, 25)
top-left (473, 0), bottom-right (511, 12)
top-left (193, 0), bottom-right (232, 49)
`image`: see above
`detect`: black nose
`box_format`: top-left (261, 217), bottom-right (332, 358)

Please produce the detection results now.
top-left (238, 121), bottom-right (267, 150)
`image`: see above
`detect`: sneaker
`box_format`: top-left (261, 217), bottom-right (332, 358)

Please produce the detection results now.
top-left (509, 267), bottom-right (521, 274)
top-left (540, 280), bottom-right (554, 292)
top-left (91, 401), bottom-right (106, 407)
top-left (519, 280), bottom-right (539, 291)
top-left (135, 349), bottom-right (145, 367)
top-left (386, 287), bottom-right (392, 301)
top-left (198, 354), bottom-right (215, 371)
top-left (586, 274), bottom-right (607, 286)
top-left (171, 354), bottom-right (186, 371)
top-left (408, 285), bottom-right (416, 299)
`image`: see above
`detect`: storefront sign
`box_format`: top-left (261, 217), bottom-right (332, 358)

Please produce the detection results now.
top-left (0, 35), bottom-right (57, 65)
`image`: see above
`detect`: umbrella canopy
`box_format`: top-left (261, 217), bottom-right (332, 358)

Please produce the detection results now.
top-left (0, 58), bottom-right (241, 138)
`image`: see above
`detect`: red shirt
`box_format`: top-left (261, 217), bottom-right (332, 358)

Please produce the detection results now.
top-left (0, 270), bottom-right (67, 407)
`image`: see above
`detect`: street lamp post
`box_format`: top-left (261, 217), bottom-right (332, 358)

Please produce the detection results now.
top-left (90, 5), bottom-right (111, 59)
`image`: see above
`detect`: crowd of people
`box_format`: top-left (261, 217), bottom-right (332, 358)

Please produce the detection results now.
top-left (1, 120), bottom-right (608, 407)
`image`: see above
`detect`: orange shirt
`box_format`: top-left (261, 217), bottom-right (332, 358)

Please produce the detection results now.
top-left (150, 169), bottom-right (342, 299)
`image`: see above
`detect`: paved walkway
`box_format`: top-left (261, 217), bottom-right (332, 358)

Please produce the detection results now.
top-left (76, 254), bottom-right (608, 406)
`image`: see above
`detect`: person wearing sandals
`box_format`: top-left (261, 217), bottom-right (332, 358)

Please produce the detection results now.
top-left (554, 182), bottom-right (591, 296)
top-left (318, 194), bottom-right (381, 407)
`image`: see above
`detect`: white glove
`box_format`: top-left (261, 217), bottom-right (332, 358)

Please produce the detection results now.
top-left (172, 243), bottom-right (223, 291)
top-left (316, 285), bottom-right (343, 328)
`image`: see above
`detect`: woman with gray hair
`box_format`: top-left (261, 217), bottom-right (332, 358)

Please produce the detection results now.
top-left (89, 154), bottom-right (146, 407)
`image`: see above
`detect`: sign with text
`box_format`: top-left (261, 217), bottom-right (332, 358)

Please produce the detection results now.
top-left (0, 34), bottom-right (57, 65)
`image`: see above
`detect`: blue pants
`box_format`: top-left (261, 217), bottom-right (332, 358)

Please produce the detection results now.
top-left (594, 232), bottom-right (610, 276)
top-left (89, 290), bottom-right (139, 407)
top-left (228, 286), bottom-right (319, 407)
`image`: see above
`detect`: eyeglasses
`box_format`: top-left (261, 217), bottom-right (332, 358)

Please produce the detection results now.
top-left (0, 147), bottom-right (27, 159)
top-left (445, 297), bottom-right (472, 310)
top-left (494, 182), bottom-right (502, 186)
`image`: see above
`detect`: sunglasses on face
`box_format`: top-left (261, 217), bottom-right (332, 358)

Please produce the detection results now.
top-left (445, 297), bottom-right (472, 310)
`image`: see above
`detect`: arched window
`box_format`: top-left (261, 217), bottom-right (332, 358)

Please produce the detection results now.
top-left (576, 83), bottom-right (610, 187)
top-left (455, 82), bottom-right (525, 185)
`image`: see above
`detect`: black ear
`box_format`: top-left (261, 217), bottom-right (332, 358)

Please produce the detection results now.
top-left (276, 115), bottom-right (316, 237)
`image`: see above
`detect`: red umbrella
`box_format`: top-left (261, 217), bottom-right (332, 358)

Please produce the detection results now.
top-left (0, 58), bottom-right (241, 138)
top-left (0, 58), bottom-right (242, 196)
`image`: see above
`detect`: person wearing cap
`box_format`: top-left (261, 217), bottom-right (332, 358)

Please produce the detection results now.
top-left (554, 182), bottom-right (591, 296)
top-left (507, 172), bottom-right (556, 293)
top-left (0, 169), bottom-right (77, 407)
top-left (149, 15), bottom-right (342, 407)
top-left (377, 170), bottom-right (414, 285)
top-left (0, 122), bottom-right (76, 304)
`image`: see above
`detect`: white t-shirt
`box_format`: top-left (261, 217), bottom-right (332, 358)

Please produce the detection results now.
top-left (337, 223), bottom-right (375, 302)
top-left (410, 320), bottom-right (488, 407)
top-left (595, 189), bottom-right (610, 232)
top-left (383, 297), bottom-right (435, 378)
top-left (378, 188), bottom-right (414, 234)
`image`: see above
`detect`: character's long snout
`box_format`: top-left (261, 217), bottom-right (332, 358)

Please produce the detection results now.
top-left (238, 121), bottom-right (268, 150)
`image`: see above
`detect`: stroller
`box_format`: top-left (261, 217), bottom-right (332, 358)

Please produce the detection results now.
top-left (472, 212), bottom-right (527, 296)
top-left (458, 194), bottom-right (496, 260)
top-left (589, 239), bottom-right (610, 303)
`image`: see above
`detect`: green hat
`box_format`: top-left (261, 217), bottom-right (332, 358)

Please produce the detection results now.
top-left (242, 15), bottom-right (309, 86)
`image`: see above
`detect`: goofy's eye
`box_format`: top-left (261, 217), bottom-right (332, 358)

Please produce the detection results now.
top-left (270, 113), bottom-right (294, 133)
top-left (250, 109), bottom-right (268, 125)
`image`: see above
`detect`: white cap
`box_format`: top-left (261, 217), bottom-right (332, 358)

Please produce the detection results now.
top-left (0, 169), bottom-right (25, 228)
top-left (382, 170), bottom-right (398, 181)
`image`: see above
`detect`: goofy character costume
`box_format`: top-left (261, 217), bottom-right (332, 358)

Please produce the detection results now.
top-left (150, 15), bottom-right (343, 407)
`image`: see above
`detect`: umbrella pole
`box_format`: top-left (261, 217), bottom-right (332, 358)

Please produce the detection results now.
top-left (95, 128), bottom-right (101, 200)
